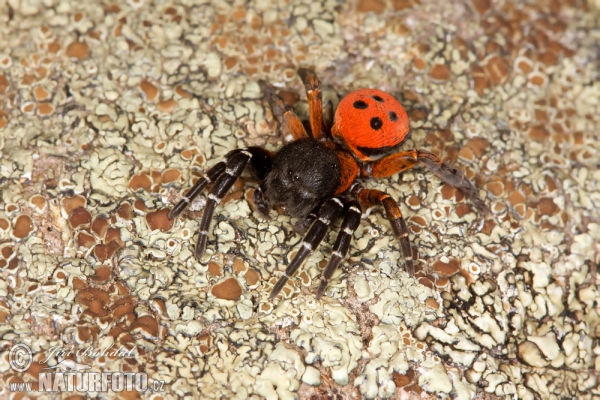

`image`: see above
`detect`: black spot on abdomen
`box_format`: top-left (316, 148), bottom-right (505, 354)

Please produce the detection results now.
top-left (370, 117), bottom-right (383, 130)
top-left (353, 100), bottom-right (368, 109)
top-left (389, 111), bottom-right (397, 122)
top-left (372, 95), bottom-right (383, 102)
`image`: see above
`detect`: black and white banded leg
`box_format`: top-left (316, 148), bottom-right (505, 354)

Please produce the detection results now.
top-left (169, 147), bottom-right (273, 261)
top-left (316, 199), bottom-right (362, 299)
top-left (270, 197), bottom-right (344, 299)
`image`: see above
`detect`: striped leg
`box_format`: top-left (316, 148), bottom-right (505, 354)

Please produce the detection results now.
top-left (293, 206), bottom-right (319, 234)
top-left (259, 80), bottom-right (309, 140)
top-left (169, 147), bottom-right (272, 219)
top-left (316, 199), bottom-right (362, 299)
top-left (270, 197), bottom-right (344, 299)
top-left (194, 151), bottom-right (252, 260)
top-left (168, 158), bottom-right (229, 220)
top-left (298, 68), bottom-right (328, 140)
top-left (352, 185), bottom-right (415, 276)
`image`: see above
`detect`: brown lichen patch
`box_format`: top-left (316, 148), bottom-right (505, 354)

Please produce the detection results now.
top-left (357, 0), bottom-right (386, 14)
top-left (117, 203), bottom-right (134, 220)
top-left (140, 80), bottom-right (159, 101)
top-left (485, 181), bottom-right (504, 197)
top-left (224, 56), bottom-right (238, 71)
top-left (134, 199), bottom-right (148, 214)
top-left (537, 197), bottom-right (558, 215)
top-left (471, 0), bottom-right (490, 14)
top-left (0, 218), bottom-right (9, 231)
top-left (465, 138), bottom-right (489, 157)
top-left (66, 40), bottom-right (90, 60)
top-left (69, 207), bottom-right (92, 228)
top-left (91, 266), bottom-right (112, 283)
top-left (77, 232), bottom-right (96, 248)
top-left (111, 297), bottom-right (135, 318)
top-left (483, 55), bottom-right (509, 85)
top-left (243, 269), bottom-right (260, 286)
top-left (33, 86), bottom-right (50, 101)
top-left (455, 204), bottom-right (472, 217)
top-left (430, 64), bottom-right (450, 81)
top-left (208, 261), bottom-right (222, 277)
top-left (412, 57), bottom-right (426, 72)
top-left (211, 278), bottom-right (242, 300)
top-left (161, 169), bottom-right (181, 183)
top-left (91, 217), bottom-right (110, 238)
top-left (29, 195), bottom-right (46, 211)
top-left (146, 208), bottom-right (173, 231)
top-left (508, 190), bottom-right (526, 207)
top-left (232, 257), bottom-right (246, 274)
top-left (175, 86), bottom-right (192, 98)
top-left (528, 124), bottom-right (549, 141)
top-left (529, 72), bottom-right (547, 86)
top-left (105, 228), bottom-right (123, 246)
top-left (37, 103), bottom-right (55, 116)
top-left (425, 297), bottom-right (439, 310)
top-left (94, 241), bottom-right (121, 263)
top-left (432, 258), bottom-right (460, 276)
top-left (61, 195), bottom-right (87, 215)
top-left (77, 288), bottom-right (110, 317)
top-left (1, 245), bottom-right (13, 259)
top-left (157, 99), bottom-right (177, 113)
top-left (0, 74), bottom-right (9, 94)
top-left (12, 215), bottom-right (34, 239)
top-left (130, 316), bottom-right (159, 339)
top-left (407, 195), bottom-right (420, 208)
top-left (129, 173), bottom-right (152, 191)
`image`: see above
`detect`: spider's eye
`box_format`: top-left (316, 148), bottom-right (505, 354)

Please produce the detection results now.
top-left (287, 170), bottom-right (299, 182)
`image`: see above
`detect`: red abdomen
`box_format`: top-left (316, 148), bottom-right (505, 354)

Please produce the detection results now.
top-left (332, 89), bottom-right (409, 161)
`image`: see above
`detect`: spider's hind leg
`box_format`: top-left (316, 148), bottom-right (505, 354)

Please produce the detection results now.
top-left (353, 185), bottom-right (415, 276)
top-left (270, 197), bottom-right (344, 299)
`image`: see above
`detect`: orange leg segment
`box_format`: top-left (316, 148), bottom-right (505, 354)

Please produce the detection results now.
top-left (353, 185), bottom-right (414, 276)
top-left (260, 80), bottom-right (308, 140)
top-left (298, 68), bottom-right (328, 140)
top-left (365, 149), bottom-right (489, 215)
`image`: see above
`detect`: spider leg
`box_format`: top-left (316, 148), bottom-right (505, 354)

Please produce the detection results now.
top-left (170, 147), bottom-right (273, 261)
top-left (168, 156), bottom-right (230, 219)
top-left (352, 184), bottom-right (414, 276)
top-left (298, 68), bottom-right (328, 140)
top-left (316, 198), bottom-right (362, 299)
top-left (270, 197), bottom-right (344, 299)
top-left (194, 151), bottom-right (252, 260)
top-left (259, 80), bottom-right (309, 140)
top-left (364, 149), bottom-right (489, 215)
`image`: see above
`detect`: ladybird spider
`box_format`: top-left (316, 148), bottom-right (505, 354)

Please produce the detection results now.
top-left (169, 69), bottom-right (488, 299)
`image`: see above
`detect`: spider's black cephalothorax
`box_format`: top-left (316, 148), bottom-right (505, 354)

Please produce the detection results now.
top-left (257, 139), bottom-right (341, 218)
top-left (169, 68), bottom-right (488, 299)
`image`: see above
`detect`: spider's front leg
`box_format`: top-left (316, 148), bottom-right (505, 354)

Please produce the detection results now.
top-left (270, 197), bottom-right (344, 299)
top-left (365, 149), bottom-right (489, 215)
top-left (169, 147), bottom-right (273, 261)
top-left (298, 68), bottom-right (328, 140)
top-left (259, 80), bottom-right (309, 141)
top-left (352, 184), bottom-right (415, 276)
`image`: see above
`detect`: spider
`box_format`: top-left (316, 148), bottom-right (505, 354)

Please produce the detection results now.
top-left (169, 69), bottom-right (488, 299)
